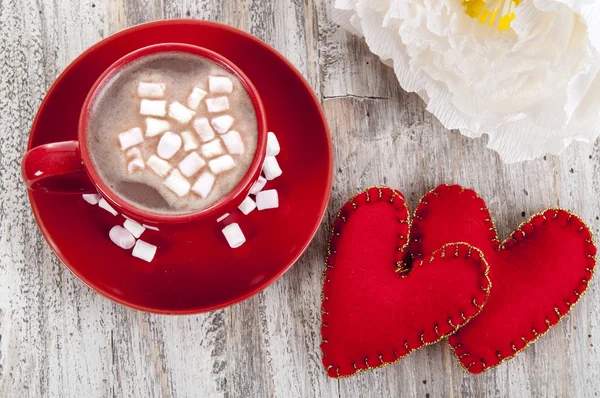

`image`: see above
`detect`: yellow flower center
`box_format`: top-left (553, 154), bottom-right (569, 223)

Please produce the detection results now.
top-left (462, 0), bottom-right (522, 31)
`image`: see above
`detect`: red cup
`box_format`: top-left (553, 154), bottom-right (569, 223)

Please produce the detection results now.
top-left (22, 43), bottom-right (268, 226)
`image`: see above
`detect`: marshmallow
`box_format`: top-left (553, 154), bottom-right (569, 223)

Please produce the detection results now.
top-left (211, 115), bottom-right (234, 134)
top-left (221, 130), bottom-right (245, 154)
top-left (142, 224), bottom-right (160, 231)
top-left (118, 127), bottom-right (144, 150)
top-left (238, 196), bottom-right (256, 215)
top-left (164, 169), bottom-right (191, 197)
top-left (82, 193), bottom-right (101, 205)
top-left (132, 239), bottom-right (157, 262)
top-left (109, 225), bottom-right (135, 250)
top-left (157, 131), bottom-right (182, 160)
top-left (168, 101), bottom-right (195, 124)
top-left (137, 82), bottom-right (166, 98)
top-left (193, 117), bottom-right (216, 142)
top-left (201, 139), bottom-right (225, 158)
top-left (262, 156), bottom-right (282, 180)
top-left (187, 87), bottom-right (207, 110)
top-left (127, 158), bottom-right (145, 173)
top-left (140, 99), bottom-right (167, 117)
top-left (123, 219), bottom-right (146, 238)
top-left (180, 130), bottom-right (199, 151)
top-left (266, 132), bottom-right (280, 156)
top-left (145, 117), bottom-right (170, 137)
top-left (209, 76), bottom-right (233, 93)
top-left (217, 213), bottom-right (230, 222)
top-left (178, 152), bottom-right (206, 177)
top-left (98, 198), bottom-right (118, 216)
top-left (126, 147), bottom-right (142, 160)
top-left (191, 172), bottom-right (215, 199)
top-left (209, 155), bottom-right (236, 174)
top-left (249, 176), bottom-right (267, 195)
top-left (222, 223), bottom-right (246, 248)
top-left (206, 96), bottom-right (230, 113)
top-left (256, 189), bottom-right (279, 210)
top-left (147, 155), bottom-right (172, 177)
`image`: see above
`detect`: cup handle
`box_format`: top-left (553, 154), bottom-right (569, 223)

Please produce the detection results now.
top-left (21, 141), bottom-right (97, 193)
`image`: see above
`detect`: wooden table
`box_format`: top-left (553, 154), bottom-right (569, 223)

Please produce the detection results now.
top-left (2, 1), bottom-right (598, 397)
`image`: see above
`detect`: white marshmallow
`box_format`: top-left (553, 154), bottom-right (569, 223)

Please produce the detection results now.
top-left (249, 176), bottom-right (267, 195)
top-left (217, 213), bottom-right (230, 222)
top-left (132, 239), bottom-right (157, 262)
top-left (221, 130), bottom-right (245, 154)
top-left (178, 152), bottom-right (206, 177)
top-left (222, 223), bottom-right (246, 248)
top-left (118, 127), bottom-right (143, 150)
top-left (201, 139), bottom-right (225, 158)
top-left (142, 224), bottom-right (160, 231)
top-left (193, 117), bottom-right (216, 142)
top-left (191, 172), bottom-right (215, 199)
top-left (123, 219), bottom-right (146, 238)
top-left (126, 147), bottom-right (142, 160)
top-left (127, 158), bottom-right (145, 173)
top-left (140, 99), bottom-right (167, 117)
top-left (187, 87), bottom-right (207, 110)
top-left (164, 169), bottom-right (191, 197)
top-left (82, 193), bottom-right (101, 205)
top-left (168, 101), bottom-right (196, 124)
top-left (180, 130), bottom-right (199, 151)
top-left (209, 76), bottom-right (233, 93)
top-left (238, 196), bottom-right (256, 215)
top-left (262, 156), bottom-right (282, 180)
top-left (98, 198), bottom-right (118, 216)
top-left (256, 189), bottom-right (279, 210)
top-left (157, 131), bottom-right (182, 160)
top-left (145, 117), bottom-right (170, 137)
top-left (147, 155), bottom-right (172, 177)
top-left (206, 96), bottom-right (230, 113)
top-left (211, 115), bottom-right (234, 134)
top-left (209, 155), bottom-right (236, 174)
top-left (137, 82), bottom-right (166, 98)
top-left (109, 225), bottom-right (135, 250)
top-left (266, 132), bottom-right (280, 156)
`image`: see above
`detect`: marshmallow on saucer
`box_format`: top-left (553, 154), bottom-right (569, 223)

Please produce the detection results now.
top-left (147, 155), bottom-right (172, 177)
top-left (211, 115), bottom-right (234, 134)
top-left (82, 193), bottom-right (101, 205)
top-left (157, 131), bottom-right (182, 160)
top-left (256, 189), bottom-right (279, 210)
top-left (178, 152), bottom-right (206, 177)
top-left (137, 82), bottom-right (166, 98)
top-left (201, 139), bottom-right (225, 158)
top-left (238, 196), bottom-right (256, 215)
top-left (132, 239), bottom-right (157, 262)
top-left (193, 117), bottom-right (216, 142)
top-left (180, 130), bottom-right (199, 151)
top-left (123, 219), bottom-right (146, 238)
top-left (140, 99), bottom-right (167, 117)
top-left (206, 96), bottom-right (230, 113)
top-left (109, 225), bottom-right (135, 250)
top-left (249, 176), bottom-right (267, 195)
top-left (217, 213), bottom-right (230, 222)
top-left (145, 117), bottom-right (170, 137)
top-left (209, 155), bottom-right (236, 174)
top-left (118, 127), bottom-right (143, 150)
top-left (266, 132), bottom-right (280, 156)
top-left (164, 169), bottom-right (191, 197)
top-left (187, 87), bottom-right (207, 110)
top-left (221, 130), bottom-right (245, 154)
top-left (262, 156), bottom-right (282, 180)
top-left (191, 172), bottom-right (215, 199)
top-left (222, 223), bottom-right (246, 248)
top-left (209, 76), bottom-right (233, 93)
top-left (169, 101), bottom-right (196, 124)
top-left (99, 198), bottom-right (118, 216)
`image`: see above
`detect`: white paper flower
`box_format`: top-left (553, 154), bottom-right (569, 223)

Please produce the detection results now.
top-left (334, 0), bottom-right (600, 162)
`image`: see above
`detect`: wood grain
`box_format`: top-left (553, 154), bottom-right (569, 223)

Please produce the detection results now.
top-left (1, 0), bottom-right (599, 396)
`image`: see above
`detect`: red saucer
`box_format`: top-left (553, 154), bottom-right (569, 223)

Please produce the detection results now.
top-left (27, 20), bottom-right (333, 314)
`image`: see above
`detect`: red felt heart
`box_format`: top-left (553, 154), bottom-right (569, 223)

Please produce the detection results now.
top-left (321, 187), bottom-right (491, 378)
top-left (410, 184), bottom-right (596, 374)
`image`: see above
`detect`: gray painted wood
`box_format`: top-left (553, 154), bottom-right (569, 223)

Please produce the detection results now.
top-left (1, 0), bottom-right (599, 396)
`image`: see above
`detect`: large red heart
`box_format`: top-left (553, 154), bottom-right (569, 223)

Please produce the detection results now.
top-left (321, 187), bottom-right (491, 378)
top-left (410, 184), bottom-right (596, 373)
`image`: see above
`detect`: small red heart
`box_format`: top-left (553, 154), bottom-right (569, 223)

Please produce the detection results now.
top-left (321, 187), bottom-right (491, 378)
top-left (410, 185), bottom-right (596, 373)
